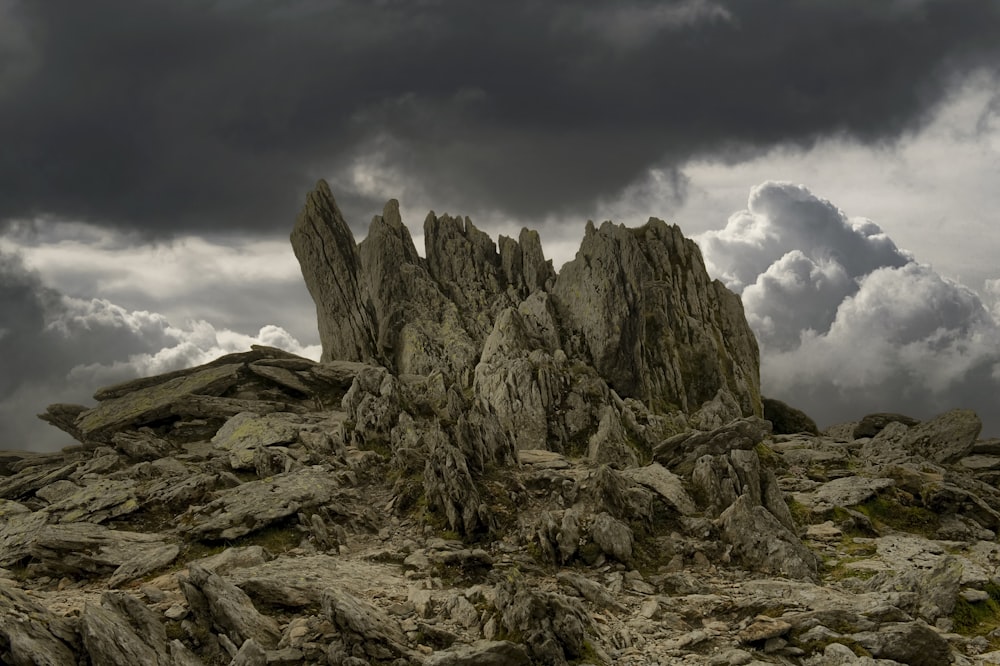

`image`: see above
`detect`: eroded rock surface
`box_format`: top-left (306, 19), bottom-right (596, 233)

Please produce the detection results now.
top-left (4, 186), bottom-right (998, 666)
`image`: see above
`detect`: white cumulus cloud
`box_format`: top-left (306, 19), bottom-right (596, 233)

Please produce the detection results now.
top-left (0, 247), bottom-right (319, 452)
top-left (699, 182), bottom-right (1000, 435)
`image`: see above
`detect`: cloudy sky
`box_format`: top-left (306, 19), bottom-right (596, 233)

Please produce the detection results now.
top-left (2, 0), bottom-right (1000, 451)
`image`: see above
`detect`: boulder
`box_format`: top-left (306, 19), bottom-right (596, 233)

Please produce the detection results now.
top-left (494, 578), bottom-right (590, 665)
top-left (184, 564), bottom-right (281, 649)
top-left (211, 412), bottom-right (301, 471)
top-left (901, 408), bottom-right (981, 464)
top-left (622, 462), bottom-right (697, 516)
top-left (655, 417), bottom-right (772, 471)
top-left (322, 586), bottom-right (412, 661)
top-left (853, 412), bottom-right (921, 439)
top-left (852, 620), bottom-right (952, 666)
top-left (720, 495), bottom-right (819, 580)
top-left (763, 397), bottom-right (819, 435)
top-left (589, 512), bottom-right (634, 564)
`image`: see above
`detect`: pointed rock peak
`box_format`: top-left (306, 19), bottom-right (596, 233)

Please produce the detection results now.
top-left (290, 182), bottom-right (376, 364)
top-left (362, 203), bottom-right (420, 266)
top-left (314, 178), bottom-right (334, 199)
top-left (304, 179), bottom-right (341, 217)
top-left (381, 198), bottom-right (403, 228)
top-left (585, 220), bottom-right (596, 237)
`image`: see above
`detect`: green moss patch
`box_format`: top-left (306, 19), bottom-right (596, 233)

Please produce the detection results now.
top-left (853, 493), bottom-right (939, 537)
top-left (953, 583), bottom-right (1000, 641)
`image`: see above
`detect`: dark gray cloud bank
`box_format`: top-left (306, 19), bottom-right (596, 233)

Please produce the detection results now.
top-left (2, 0), bottom-right (1000, 450)
top-left (1, 0), bottom-right (999, 234)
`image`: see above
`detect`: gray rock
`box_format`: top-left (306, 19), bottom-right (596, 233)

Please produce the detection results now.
top-left (500, 227), bottom-right (556, 299)
top-left (229, 639), bottom-right (267, 666)
top-left (423, 430), bottom-right (492, 536)
top-left (622, 463), bottom-right (697, 516)
top-left (589, 512), bottom-right (634, 564)
top-left (322, 586), bottom-right (411, 660)
top-left (720, 494), bottom-right (819, 580)
top-left (358, 201), bottom-right (479, 382)
top-left (556, 571), bottom-right (626, 612)
top-left (107, 542), bottom-right (180, 588)
top-left (901, 408), bottom-right (981, 464)
top-left (494, 578), bottom-right (590, 665)
top-left (75, 363), bottom-right (243, 442)
top-left (689, 388), bottom-right (744, 431)
top-left (691, 448), bottom-right (789, 527)
top-left (0, 458), bottom-right (79, 500)
top-left (247, 362), bottom-right (313, 396)
top-left (211, 412), bottom-right (301, 471)
top-left (36, 403), bottom-right (87, 442)
top-left (852, 620), bottom-right (953, 666)
top-left (80, 592), bottom-right (170, 666)
top-left (341, 365), bottom-right (402, 440)
top-left (797, 476), bottom-right (896, 513)
top-left (424, 212), bottom-right (507, 339)
top-left (45, 477), bottom-right (139, 524)
top-left (763, 397), bottom-right (819, 435)
top-left (0, 585), bottom-right (79, 665)
top-left (557, 509), bottom-right (581, 563)
top-left (854, 412), bottom-right (921, 439)
top-left (179, 465), bottom-right (339, 541)
top-left (587, 407), bottom-right (639, 469)
top-left (185, 564), bottom-right (281, 649)
top-left (425, 640), bottom-right (531, 666)
top-left (27, 522), bottom-right (178, 581)
top-left (552, 218), bottom-right (761, 416)
top-left (655, 417), bottom-right (772, 471)
top-left (111, 430), bottom-right (176, 461)
top-left (289, 180), bottom-right (377, 363)
top-left (0, 509), bottom-right (48, 567)
top-left (473, 308), bottom-right (563, 451)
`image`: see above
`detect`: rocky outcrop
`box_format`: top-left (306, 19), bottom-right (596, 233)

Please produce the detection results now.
top-left (552, 218), bottom-right (761, 416)
top-left (9, 186), bottom-right (1000, 665)
top-left (292, 182), bottom-right (762, 431)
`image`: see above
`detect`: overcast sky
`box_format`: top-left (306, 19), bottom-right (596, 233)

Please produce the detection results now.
top-left (2, 0), bottom-right (1000, 451)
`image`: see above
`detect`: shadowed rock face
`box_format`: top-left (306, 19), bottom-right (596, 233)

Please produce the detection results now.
top-left (292, 180), bottom-right (761, 421)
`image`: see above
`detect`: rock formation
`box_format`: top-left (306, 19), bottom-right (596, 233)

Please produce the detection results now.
top-left (3, 183), bottom-right (999, 665)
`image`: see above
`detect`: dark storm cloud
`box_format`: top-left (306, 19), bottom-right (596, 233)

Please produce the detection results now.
top-left (1, 0), bottom-right (999, 234)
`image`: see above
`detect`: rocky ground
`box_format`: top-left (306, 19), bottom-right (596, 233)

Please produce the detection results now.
top-left (4, 347), bottom-right (1000, 665)
top-left (3, 184), bottom-right (1000, 665)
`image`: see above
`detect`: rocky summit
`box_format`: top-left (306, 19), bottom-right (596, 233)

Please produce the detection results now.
top-left (2, 183), bottom-right (999, 666)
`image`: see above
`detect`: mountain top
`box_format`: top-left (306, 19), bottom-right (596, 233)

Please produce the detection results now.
top-left (1, 182), bottom-right (998, 665)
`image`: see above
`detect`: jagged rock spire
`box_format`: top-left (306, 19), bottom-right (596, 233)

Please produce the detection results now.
top-left (289, 180), bottom-right (377, 364)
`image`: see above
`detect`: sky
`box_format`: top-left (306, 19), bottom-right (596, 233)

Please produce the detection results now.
top-left (2, 0), bottom-right (1000, 451)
